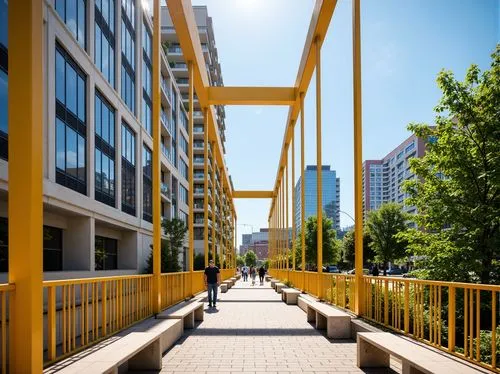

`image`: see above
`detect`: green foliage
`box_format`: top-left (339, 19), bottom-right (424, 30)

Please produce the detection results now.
top-left (401, 46), bottom-right (500, 284)
top-left (193, 253), bottom-right (205, 271)
top-left (366, 203), bottom-right (409, 274)
top-left (145, 218), bottom-right (186, 273)
top-left (455, 327), bottom-right (500, 365)
top-left (263, 259), bottom-right (270, 269)
top-left (294, 215), bottom-right (341, 269)
top-left (236, 255), bottom-right (245, 268)
top-left (283, 279), bottom-right (294, 288)
top-left (244, 250), bottom-right (257, 267)
top-left (342, 228), bottom-right (375, 268)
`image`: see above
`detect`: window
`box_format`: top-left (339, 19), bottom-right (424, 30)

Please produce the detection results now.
top-left (405, 141), bottom-right (415, 153)
top-left (0, 218), bottom-right (63, 272)
top-left (179, 184), bottom-right (188, 204)
top-left (95, 236), bottom-right (117, 270)
top-left (178, 210), bottom-right (187, 225)
top-left (180, 159), bottom-right (188, 179)
top-left (95, 0), bottom-right (115, 87)
top-left (180, 111), bottom-right (187, 132)
top-left (95, 92), bottom-right (115, 207)
top-left (121, 122), bottom-right (136, 215)
top-left (44, 226), bottom-right (63, 271)
top-left (142, 145), bottom-right (152, 222)
top-left (142, 22), bottom-right (152, 134)
top-left (121, 0), bottom-right (135, 113)
top-left (179, 135), bottom-right (187, 155)
top-left (55, 0), bottom-right (86, 49)
top-left (55, 45), bottom-right (87, 195)
top-left (0, 0), bottom-right (7, 161)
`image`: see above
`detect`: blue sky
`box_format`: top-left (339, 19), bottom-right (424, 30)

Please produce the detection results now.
top-left (191, 0), bottom-right (499, 248)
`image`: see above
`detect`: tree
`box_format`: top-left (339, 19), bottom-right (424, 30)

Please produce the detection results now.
top-left (145, 218), bottom-right (186, 273)
top-left (244, 250), bottom-right (257, 267)
top-left (366, 203), bottom-right (409, 275)
top-left (400, 46), bottom-right (500, 284)
top-left (193, 253), bottom-right (205, 271)
top-left (342, 228), bottom-right (375, 268)
top-left (236, 255), bottom-right (245, 268)
top-left (294, 215), bottom-right (341, 269)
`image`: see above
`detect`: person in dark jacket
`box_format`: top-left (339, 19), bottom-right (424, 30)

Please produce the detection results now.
top-left (258, 266), bottom-right (266, 285)
top-left (372, 264), bottom-right (379, 277)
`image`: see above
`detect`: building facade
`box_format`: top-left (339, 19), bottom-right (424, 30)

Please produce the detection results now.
top-left (162, 6), bottom-right (233, 267)
top-left (362, 134), bottom-right (426, 216)
top-left (239, 228), bottom-right (270, 260)
top-left (294, 165), bottom-right (341, 232)
top-left (0, 0), bottom-right (232, 280)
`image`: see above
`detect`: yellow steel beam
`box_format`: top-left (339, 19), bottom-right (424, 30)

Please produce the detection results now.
top-left (188, 61), bottom-right (194, 294)
top-left (271, 0), bottom-right (337, 199)
top-left (353, 0), bottom-right (364, 316)
top-left (207, 87), bottom-right (296, 106)
top-left (204, 107), bottom-right (209, 268)
top-left (8, 0), bottom-right (43, 370)
top-left (211, 141), bottom-right (216, 263)
top-left (152, 0), bottom-right (162, 314)
top-left (315, 38), bottom-right (323, 299)
top-left (300, 93), bottom-right (306, 288)
top-left (291, 134), bottom-right (296, 271)
top-left (233, 190), bottom-right (274, 199)
top-left (166, 0), bottom-right (234, 209)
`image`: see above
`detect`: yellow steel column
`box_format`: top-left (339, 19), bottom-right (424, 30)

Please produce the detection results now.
top-left (353, 0), bottom-right (364, 316)
top-left (315, 38), bottom-right (323, 299)
top-left (292, 134), bottom-right (296, 271)
top-left (211, 141), bottom-right (216, 262)
top-left (300, 93), bottom-right (306, 287)
top-left (188, 61), bottom-right (194, 294)
top-left (219, 176), bottom-right (223, 269)
top-left (203, 108), bottom-right (209, 268)
top-left (152, 0), bottom-right (162, 313)
top-left (282, 172), bottom-right (286, 272)
top-left (8, 0), bottom-right (43, 369)
top-left (286, 154), bottom-right (289, 277)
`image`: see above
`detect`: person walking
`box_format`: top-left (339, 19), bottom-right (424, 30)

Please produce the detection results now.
top-left (250, 266), bottom-right (256, 286)
top-left (258, 266), bottom-right (266, 286)
top-left (372, 264), bottom-right (379, 277)
top-left (204, 259), bottom-right (221, 308)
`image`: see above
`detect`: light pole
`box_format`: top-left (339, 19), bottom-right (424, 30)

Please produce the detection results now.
top-left (339, 210), bottom-right (355, 224)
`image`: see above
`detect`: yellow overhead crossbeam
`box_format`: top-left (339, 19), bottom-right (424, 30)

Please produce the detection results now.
top-left (208, 87), bottom-right (296, 106)
top-left (233, 191), bottom-right (274, 199)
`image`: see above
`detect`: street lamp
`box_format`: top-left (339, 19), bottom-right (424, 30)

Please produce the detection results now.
top-left (339, 210), bottom-right (355, 224)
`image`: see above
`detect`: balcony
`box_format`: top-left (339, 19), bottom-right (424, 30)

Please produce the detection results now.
top-left (168, 46), bottom-right (182, 54)
top-left (161, 183), bottom-right (170, 198)
top-left (193, 157), bottom-right (204, 165)
top-left (193, 173), bottom-right (205, 180)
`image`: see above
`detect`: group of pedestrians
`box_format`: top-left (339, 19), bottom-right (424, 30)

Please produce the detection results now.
top-left (240, 265), bottom-right (266, 286)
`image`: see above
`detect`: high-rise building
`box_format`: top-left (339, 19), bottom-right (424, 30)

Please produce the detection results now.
top-left (0, 1), bottom-right (232, 278)
top-left (161, 6), bottom-right (231, 264)
top-left (362, 134), bottom-right (426, 217)
top-left (294, 165), bottom-right (341, 232)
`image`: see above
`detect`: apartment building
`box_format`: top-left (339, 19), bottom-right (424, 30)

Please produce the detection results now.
top-left (294, 165), bottom-right (341, 232)
top-left (161, 6), bottom-right (233, 267)
top-left (362, 134), bottom-right (426, 216)
top-left (0, 0), bottom-right (202, 280)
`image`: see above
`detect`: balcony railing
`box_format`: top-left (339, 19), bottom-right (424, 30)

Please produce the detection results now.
top-left (193, 173), bottom-right (204, 179)
top-left (193, 127), bottom-right (204, 133)
top-left (161, 183), bottom-right (170, 197)
top-left (168, 46), bottom-right (182, 53)
top-left (193, 157), bottom-right (204, 164)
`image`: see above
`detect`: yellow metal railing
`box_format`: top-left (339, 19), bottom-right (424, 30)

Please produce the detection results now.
top-left (160, 272), bottom-right (190, 310)
top-left (273, 270), bottom-right (499, 373)
top-left (220, 269), bottom-right (235, 281)
top-left (192, 271), bottom-right (205, 294)
top-left (43, 275), bottom-right (153, 365)
top-left (0, 284), bottom-right (14, 374)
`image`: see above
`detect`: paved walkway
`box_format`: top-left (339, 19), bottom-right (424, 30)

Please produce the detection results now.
top-left (154, 279), bottom-right (401, 374)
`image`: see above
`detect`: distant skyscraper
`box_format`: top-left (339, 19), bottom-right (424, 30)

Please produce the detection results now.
top-left (362, 134), bottom-right (426, 217)
top-left (294, 165), bottom-right (341, 232)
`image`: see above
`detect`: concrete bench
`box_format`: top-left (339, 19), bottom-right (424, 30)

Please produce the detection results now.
top-left (270, 279), bottom-right (279, 288)
top-left (222, 280), bottom-right (232, 289)
top-left (52, 319), bottom-right (183, 373)
top-left (265, 275), bottom-right (272, 282)
top-left (357, 332), bottom-right (484, 373)
top-left (304, 300), bottom-right (351, 339)
top-left (158, 301), bottom-right (204, 329)
top-left (220, 283), bottom-right (228, 293)
top-left (281, 288), bottom-right (301, 304)
top-left (275, 282), bottom-right (286, 293)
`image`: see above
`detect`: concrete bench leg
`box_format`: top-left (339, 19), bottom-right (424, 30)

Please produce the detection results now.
top-left (195, 306), bottom-right (204, 321)
top-left (128, 339), bottom-right (162, 370)
top-left (326, 317), bottom-right (351, 339)
top-left (307, 306), bottom-right (316, 323)
top-left (287, 294), bottom-right (298, 305)
top-left (316, 312), bottom-right (327, 330)
top-left (357, 337), bottom-right (390, 368)
top-left (184, 312), bottom-right (195, 329)
top-left (402, 360), bottom-right (423, 374)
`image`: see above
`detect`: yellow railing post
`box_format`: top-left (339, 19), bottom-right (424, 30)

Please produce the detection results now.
top-left (152, 0), bottom-right (162, 314)
top-left (8, 0), bottom-right (44, 370)
top-left (353, 0), bottom-right (364, 316)
top-left (47, 286), bottom-right (56, 361)
top-left (300, 92), bottom-right (306, 289)
top-left (286, 157), bottom-right (289, 278)
top-left (404, 280), bottom-right (410, 333)
top-left (211, 141), bottom-right (216, 263)
top-left (315, 37), bottom-right (323, 299)
top-left (448, 285), bottom-right (456, 352)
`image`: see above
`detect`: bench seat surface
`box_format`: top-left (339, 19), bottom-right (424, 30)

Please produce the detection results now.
top-left (282, 288), bottom-right (301, 294)
top-left (163, 302), bottom-right (203, 318)
top-left (359, 333), bottom-right (484, 373)
top-left (309, 302), bottom-right (350, 317)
